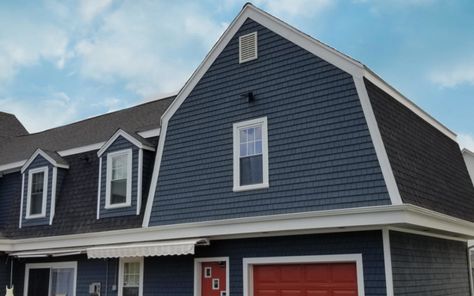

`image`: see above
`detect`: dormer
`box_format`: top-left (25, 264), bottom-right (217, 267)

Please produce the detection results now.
top-left (19, 149), bottom-right (69, 227)
top-left (96, 129), bottom-right (155, 219)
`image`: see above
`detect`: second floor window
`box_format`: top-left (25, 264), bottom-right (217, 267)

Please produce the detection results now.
top-left (106, 149), bottom-right (132, 208)
top-left (26, 167), bottom-right (48, 218)
top-left (233, 117), bottom-right (269, 191)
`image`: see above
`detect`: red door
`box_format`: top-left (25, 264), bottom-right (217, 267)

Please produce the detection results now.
top-left (201, 261), bottom-right (227, 296)
top-left (253, 263), bottom-right (358, 296)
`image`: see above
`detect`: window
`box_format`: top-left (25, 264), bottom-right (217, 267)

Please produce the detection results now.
top-left (119, 258), bottom-right (143, 296)
top-left (233, 117), bottom-right (269, 191)
top-left (26, 166), bottom-right (48, 218)
top-left (25, 262), bottom-right (77, 296)
top-left (106, 149), bottom-right (132, 208)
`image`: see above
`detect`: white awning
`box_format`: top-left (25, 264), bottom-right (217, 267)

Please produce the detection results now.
top-left (86, 238), bottom-right (209, 259)
top-left (9, 248), bottom-right (86, 258)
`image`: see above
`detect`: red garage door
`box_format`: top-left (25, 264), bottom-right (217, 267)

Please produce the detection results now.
top-left (253, 263), bottom-right (358, 296)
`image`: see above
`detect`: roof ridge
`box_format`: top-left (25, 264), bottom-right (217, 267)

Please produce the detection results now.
top-left (25, 95), bottom-right (176, 137)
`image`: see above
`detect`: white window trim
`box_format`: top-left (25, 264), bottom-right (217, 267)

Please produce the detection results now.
top-left (118, 257), bottom-right (144, 296)
top-left (242, 254), bottom-right (365, 296)
top-left (23, 261), bottom-right (78, 296)
top-left (25, 166), bottom-right (49, 219)
top-left (194, 257), bottom-right (230, 296)
top-left (233, 117), bottom-right (269, 192)
top-left (105, 149), bottom-right (133, 209)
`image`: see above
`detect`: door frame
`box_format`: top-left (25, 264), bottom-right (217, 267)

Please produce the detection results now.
top-left (24, 261), bottom-right (78, 296)
top-left (243, 254), bottom-right (365, 296)
top-left (194, 257), bottom-right (230, 296)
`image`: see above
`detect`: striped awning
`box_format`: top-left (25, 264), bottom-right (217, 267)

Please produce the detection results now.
top-left (86, 238), bottom-right (209, 259)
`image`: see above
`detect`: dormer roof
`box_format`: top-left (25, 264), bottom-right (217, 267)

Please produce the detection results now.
top-left (21, 148), bottom-right (69, 173)
top-left (97, 129), bottom-right (155, 157)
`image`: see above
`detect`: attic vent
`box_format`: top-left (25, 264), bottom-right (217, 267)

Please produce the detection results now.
top-left (239, 32), bottom-right (258, 63)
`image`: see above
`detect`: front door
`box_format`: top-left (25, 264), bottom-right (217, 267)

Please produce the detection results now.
top-left (27, 268), bottom-right (50, 296)
top-left (201, 261), bottom-right (227, 296)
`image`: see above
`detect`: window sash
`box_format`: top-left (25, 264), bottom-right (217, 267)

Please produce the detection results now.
top-left (26, 167), bottom-right (48, 218)
top-left (106, 149), bottom-right (132, 208)
top-left (119, 258), bottom-right (143, 296)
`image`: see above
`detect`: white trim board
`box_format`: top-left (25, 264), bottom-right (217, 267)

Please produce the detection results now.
top-left (242, 254), bottom-right (365, 296)
top-left (21, 149), bottom-right (69, 173)
top-left (3, 204), bottom-right (474, 252)
top-left (97, 129), bottom-right (154, 157)
top-left (194, 257), bottom-right (230, 296)
top-left (354, 76), bottom-right (402, 206)
top-left (382, 228), bottom-right (394, 296)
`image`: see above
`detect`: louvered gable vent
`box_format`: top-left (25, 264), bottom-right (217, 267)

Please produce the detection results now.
top-left (239, 32), bottom-right (258, 63)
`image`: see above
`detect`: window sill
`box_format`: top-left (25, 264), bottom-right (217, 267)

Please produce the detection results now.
top-left (25, 213), bottom-right (46, 220)
top-left (233, 183), bottom-right (269, 192)
top-left (105, 203), bottom-right (132, 209)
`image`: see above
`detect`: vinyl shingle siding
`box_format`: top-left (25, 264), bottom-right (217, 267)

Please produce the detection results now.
top-left (365, 78), bottom-right (474, 222)
top-left (144, 231), bottom-right (387, 296)
top-left (99, 136), bottom-right (140, 218)
top-left (390, 231), bottom-right (470, 296)
top-left (149, 18), bottom-right (390, 226)
top-left (21, 155), bottom-right (53, 227)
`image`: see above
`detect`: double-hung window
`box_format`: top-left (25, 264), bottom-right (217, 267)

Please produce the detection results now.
top-left (119, 258), bottom-right (143, 296)
top-left (106, 149), bottom-right (132, 208)
top-left (26, 166), bottom-right (48, 218)
top-left (233, 117), bottom-right (269, 191)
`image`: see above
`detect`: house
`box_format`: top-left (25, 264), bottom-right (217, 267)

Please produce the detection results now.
top-left (1, 3), bottom-right (474, 296)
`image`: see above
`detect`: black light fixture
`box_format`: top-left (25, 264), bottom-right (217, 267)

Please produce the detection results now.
top-left (240, 91), bottom-right (255, 103)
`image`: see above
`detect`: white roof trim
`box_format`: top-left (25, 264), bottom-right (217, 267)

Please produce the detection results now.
top-left (1, 204), bottom-right (473, 252)
top-left (10, 247), bottom-right (86, 258)
top-left (463, 149), bottom-right (474, 157)
top-left (364, 69), bottom-right (457, 141)
top-left (87, 238), bottom-right (209, 259)
top-left (97, 129), bottom-right (155, 157)
top-left (137, 128), bottom-right (161, 138)
top-left (21, 149), bottom-right (69, 173)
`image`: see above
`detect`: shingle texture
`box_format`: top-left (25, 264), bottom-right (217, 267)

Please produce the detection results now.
top-left (0, 97), bottom-right (174, 166)
top-left (149, 19), bottom-right (390, 226)
top-left (0, 146), bottom-right (156, 238)
top-left (0, 112), bottom-right (28, 138)
top-left (390, 231), bottom-right (470, 296)
top-left (365, 78), bottom-right (474, 221)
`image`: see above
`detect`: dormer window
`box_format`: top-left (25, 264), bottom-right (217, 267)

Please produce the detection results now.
top-left (106, 149), bottom-right (132, 208)
top-left (26, 167), bottom-right (48, 218)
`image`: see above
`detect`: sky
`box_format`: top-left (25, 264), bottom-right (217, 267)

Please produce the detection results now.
top-left (0, 0), bottom-right (473, 149)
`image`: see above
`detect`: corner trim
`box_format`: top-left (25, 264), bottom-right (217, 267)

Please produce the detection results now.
top-left (49, 167), bottom-right (57, 225)
top-left (353, 75), bottom-right (403, 205)
top-left (382, 228), bottom-right (394, 296)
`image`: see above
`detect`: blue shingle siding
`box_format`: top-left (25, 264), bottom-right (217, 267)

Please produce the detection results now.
top-left (21, 155), bottom-right (52, 227)
top-left (149, 18), bottom-right (390, 226)
top-left (11, 256), bottom-right (119, 296)
top-left (0, 256), bottom-right (10, 294)
top-left (365, 78), bottom-right (474, 221)
top-left (1, 150), bottom-right (144, 239)
top-left (99, 135), bottom-right (140, 218)
top-left (390, 231), bottom-right (470, 296)
top-left (144, 231), bottom-right (387, 296)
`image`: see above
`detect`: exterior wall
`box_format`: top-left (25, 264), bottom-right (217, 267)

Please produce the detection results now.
top-left (99, 136), bottom-right (140, 218)
top-left (390, 231), bottom-right (470, 296)
top-left (145, 231), bottom-right (387, 296)
top-left (21, 155), bottom-right (53, 227)
top-left (365, 78), bottom-right (474, 222)
top-left (1, 150), bottom-right (144, 239)
top-left (0, 255), bottom-right (10, 295)
top-left (11, 255), bottom-right (119, 296)
top-left (149, 18), bottom-right (391, 226)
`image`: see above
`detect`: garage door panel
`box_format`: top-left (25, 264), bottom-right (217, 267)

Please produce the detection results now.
top-left (253, 263), bottom-right (359, 296)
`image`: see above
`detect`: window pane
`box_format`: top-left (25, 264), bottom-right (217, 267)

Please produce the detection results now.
top-left (111, 179), bottom-right (127, 204)
top-left (240, 155), bottom-right (263, 185)
top-left (255, 140), bottom-right (262, 154)
top-left (112, 154), bottom-right (127, 180)
top-left (123, 287), bottom-right (139, 296)
top-left (247, 127), bottom-right (255, 142)
top-left (255, 126), bottom-right (262, 140)
top-left (240, 129), bottom-right (247, 143)
top-left (30, 193), bottom-right (43, 215)
top-left (247, 141), bottom-right (255, 155)
top-left (51, 268), bottom-right (75, 296)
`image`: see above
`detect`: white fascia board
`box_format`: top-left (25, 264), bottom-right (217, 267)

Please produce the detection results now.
top-left (3, 204), bottom-right (474, 252)
top-left (97, 129), bottom-right (155, 157)
top-left (59, 142), bottom-right (105, 157)
top-left (21, 149), bottom-right (69, 173)
top-left (137, 128), bottom-right (161, 138)
top-left (363, 68), bottom-right (457, 141)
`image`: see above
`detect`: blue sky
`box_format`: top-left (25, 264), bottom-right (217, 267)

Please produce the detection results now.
top-left (0, 0), bottom-right (473, 149)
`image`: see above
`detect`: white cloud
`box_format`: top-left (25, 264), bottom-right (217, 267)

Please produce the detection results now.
top-left (0, 11), bottom-right (69, 85)
top-left (429, 61), bottom-right (474, 88)
top-left (79, 0), bottom-right (113, 22)
top-left (458, 133), bottom-right (474, 152)
top-left (0, 92), bottom-right (79, 132)
top-left (74, 1), bottom-right (227, 97)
